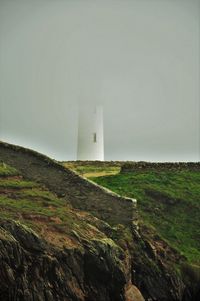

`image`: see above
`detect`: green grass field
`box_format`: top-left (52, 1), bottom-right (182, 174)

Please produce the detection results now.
top-left (89, 169), bottom-right (200, 265)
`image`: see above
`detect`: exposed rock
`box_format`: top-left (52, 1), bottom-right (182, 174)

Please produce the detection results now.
top-left (131, 224), bottom-right (186, 301)
top-left (125, 284), bottom-right (145, 301)
top-left (0, 220), bottom-right (128, 301)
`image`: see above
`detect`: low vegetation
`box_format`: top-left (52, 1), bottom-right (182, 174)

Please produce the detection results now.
top-left (63, 161), bottom-right (120, 177)
top-left (0, 162), bottom-right (108, 249)
top-left (65, 162), bottom-right (200, 265)
top-left (92, 169), bottom-right (200, 265)
top-left (0, 163), bottom-right (19, 177)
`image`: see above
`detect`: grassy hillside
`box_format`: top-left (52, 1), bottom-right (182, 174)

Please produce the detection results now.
top-left (64, 162), bottom-right (200, 265)
top-left (0, 162), bottom-right (110, 249)
top-left (91, 169), bottom-right (200, 265)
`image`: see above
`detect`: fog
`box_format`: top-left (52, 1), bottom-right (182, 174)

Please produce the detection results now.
top-left (0, 0), bottom-right (199, 161)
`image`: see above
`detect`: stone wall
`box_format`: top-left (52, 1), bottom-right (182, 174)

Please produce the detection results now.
top-left (121, 161), bottom-right (200, 173)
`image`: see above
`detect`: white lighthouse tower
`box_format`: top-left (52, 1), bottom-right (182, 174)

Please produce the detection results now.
top-left (77, 104), bottom-right (104, 161)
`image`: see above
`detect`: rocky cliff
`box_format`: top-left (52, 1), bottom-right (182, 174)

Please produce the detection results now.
top-left (0, 219), bottom-right (132, 301)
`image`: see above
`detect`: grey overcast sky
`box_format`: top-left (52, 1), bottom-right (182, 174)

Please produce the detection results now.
top-left (0, 0), bottom-right (199, 161)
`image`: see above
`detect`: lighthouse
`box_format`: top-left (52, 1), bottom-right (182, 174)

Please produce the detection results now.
top-left (77, 104), bottom-right (104, 161)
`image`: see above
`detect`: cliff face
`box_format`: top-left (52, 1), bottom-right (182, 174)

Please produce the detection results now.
top-left (0, 141), bottom-right (199, 301)
top-left (1, 218), bottom-right (198, 301)
top-left (0, 220), bottom-right (128, 301)
top-left (0, 218), bottom-right (190, 301)
top-left (132, 224), bottom-right (185, 301)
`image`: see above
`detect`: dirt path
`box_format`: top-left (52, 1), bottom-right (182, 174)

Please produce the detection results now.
top-left (0, 141), bottom-right (136, 226)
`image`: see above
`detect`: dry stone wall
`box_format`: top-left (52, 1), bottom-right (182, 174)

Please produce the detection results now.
top-left (121, 161), bottom-right (200, 172)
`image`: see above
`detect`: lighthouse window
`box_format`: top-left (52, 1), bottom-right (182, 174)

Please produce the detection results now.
top-left (93, 133), bottom-right (97, 143)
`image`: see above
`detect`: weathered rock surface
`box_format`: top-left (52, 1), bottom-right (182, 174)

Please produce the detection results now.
top-left (0, 220), bottom-right (129, 301)
top-left (131, 225), bottom-right (184, 301)
top-left (125, 284), bottom-right (145, 301)
top-left (1, 218), bottom-right (198, 301)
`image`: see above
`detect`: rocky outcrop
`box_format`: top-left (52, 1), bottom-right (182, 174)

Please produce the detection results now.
top-left (131, 224), bottom-right (185, 301)
top-left (1, 217), bottom-right (198, 301)
top-left (0, 220), bottom-right (131, 301)
top-left (125, 284), bottom-right (145, 301)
